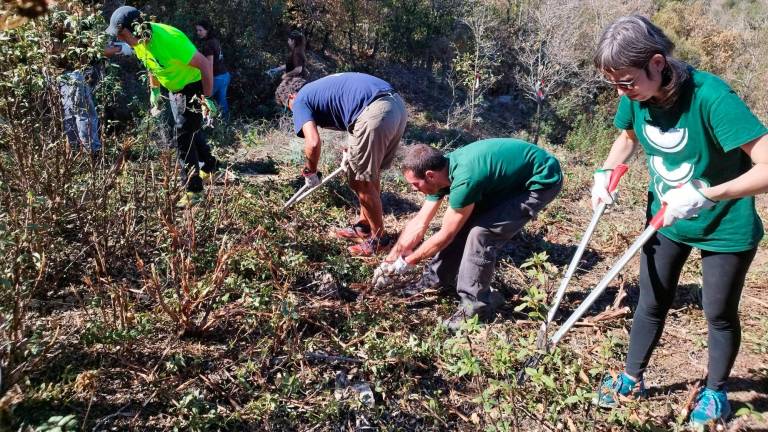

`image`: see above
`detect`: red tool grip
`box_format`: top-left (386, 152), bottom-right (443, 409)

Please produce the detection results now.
top-left (607, 164), bottom-right (629, 193)
top-left (649, 204), bottom-right (667, 229)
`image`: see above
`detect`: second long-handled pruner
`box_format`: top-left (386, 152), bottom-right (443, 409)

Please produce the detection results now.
top-left (517, 203), bottom-right (668, 385)
top-left (283, 151), bottom-right (349, 209)
top-left (535, 164), bottom-right (629, 349)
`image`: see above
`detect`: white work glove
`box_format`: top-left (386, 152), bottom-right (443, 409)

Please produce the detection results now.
top-left (201, 97), bottom-right (218, 128)
top-left (372, 256), bottom-right (411, 289)
top-left (115, 41), bottom-right (133, 56)
top-left (150, 106), bottom-right (163, 117)
top-left (302, 169), bottom-right (320, 188)
top-left (149, 87), bottom-right (163, 117)
top-left (591, 168), bottom-right (618, 209)
top-left (660, 179), bottom-right (716, 227)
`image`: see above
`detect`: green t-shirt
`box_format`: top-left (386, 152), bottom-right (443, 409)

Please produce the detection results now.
top-left (614, 68), bottom-right (766, 252)
top-left (426, 138), bottom-right (562, 210)
top-left (133, 23), bottom-right (201, 92)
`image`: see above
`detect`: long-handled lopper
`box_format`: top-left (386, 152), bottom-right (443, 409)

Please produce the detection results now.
top-left (283, 151), bottom-right (349, 209)
top-left (535, 164), bottom-right (629, 349)
top-left (517, 204), bottom-right (668, 384)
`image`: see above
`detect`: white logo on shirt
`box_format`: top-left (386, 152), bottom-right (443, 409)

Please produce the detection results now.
top-left (650, 155), bottom-right (694, 197)
top-left (644, 124), bottom-right (695, 197)
top-left (643, 124), bottom-right (688, 153)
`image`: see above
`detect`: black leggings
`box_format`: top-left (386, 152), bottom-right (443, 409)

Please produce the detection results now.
top-left (176, 81), bottom-right (217, 192)
top-left (625, 232), bottom-right (757, 391)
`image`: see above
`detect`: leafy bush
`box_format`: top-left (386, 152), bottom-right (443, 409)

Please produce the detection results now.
top-left (564, 111), bottom-right (617, 161)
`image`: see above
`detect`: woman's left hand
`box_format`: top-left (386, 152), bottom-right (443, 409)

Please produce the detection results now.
top-left (660, 180), bottom-right (716, 227)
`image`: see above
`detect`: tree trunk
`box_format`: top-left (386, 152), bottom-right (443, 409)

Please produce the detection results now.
top-left (533, 100), bottom-right (542, 145)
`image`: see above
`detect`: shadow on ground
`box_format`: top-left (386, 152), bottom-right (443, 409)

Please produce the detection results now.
top-left (650, 375), bottom-right (768, 414)
top-left (230, 158), bottom-right (279, 176)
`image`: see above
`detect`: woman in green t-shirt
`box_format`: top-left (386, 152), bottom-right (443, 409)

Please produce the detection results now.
top-left (589, 15), bottom-right (768, 427)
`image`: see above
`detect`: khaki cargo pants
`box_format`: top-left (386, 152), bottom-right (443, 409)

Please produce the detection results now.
top-left (346, 93), bottom-right (407, 182)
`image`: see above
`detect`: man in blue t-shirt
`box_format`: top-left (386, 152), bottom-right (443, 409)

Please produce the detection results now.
top-left (276, 73), bottom-right (408, 256)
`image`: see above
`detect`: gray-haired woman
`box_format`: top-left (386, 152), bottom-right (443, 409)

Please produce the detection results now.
top-left (590, 15), bottom-right (768, 427)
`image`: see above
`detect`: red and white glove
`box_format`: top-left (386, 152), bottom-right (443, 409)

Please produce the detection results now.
top-left (591, 168), bottom-right (618, 209)
top-left (660, 180), bottom-right (716, 227)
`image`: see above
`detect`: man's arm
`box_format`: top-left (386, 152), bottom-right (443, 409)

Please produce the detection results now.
top-left (187, 51), bottom-right (213, 97)
top-left (701, 133), bottom-right (768, 200)
top-left (403, 203), bottom-right (475, 265)
top-left (149, 73), bottom-right (161, 88)
top-left (386, 199), bottom-right (443, 261)
top-left (301, 121), bottom-right (322, 172)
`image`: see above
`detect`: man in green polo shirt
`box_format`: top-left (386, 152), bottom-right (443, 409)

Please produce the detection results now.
top-left (372, 139), bottom-right (563, 330)
top-left (106, 6), bottom-right (218, 207)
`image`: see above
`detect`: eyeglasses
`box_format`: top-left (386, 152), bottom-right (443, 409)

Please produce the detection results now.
top-left (601, 63), bottom-right (651, 90)
top-left (601, 77), bottom-right (637, 90)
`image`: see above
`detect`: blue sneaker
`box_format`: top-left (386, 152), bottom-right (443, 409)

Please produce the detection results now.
top-left (594, 372), bottom-right (647, 408)
top-left (690, 388), bottom-right (731, 427)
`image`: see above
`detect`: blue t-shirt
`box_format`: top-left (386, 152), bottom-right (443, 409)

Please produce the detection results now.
top-left (292, 72), bottom-right (394, 137)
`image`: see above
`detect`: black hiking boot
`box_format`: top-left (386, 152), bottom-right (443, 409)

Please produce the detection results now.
top-left (441, 291), bottom-right (505, 332)
top-left (399, 270), bottom-right (443, 297)
top-left (441, 308), bottom-right (473, 332)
